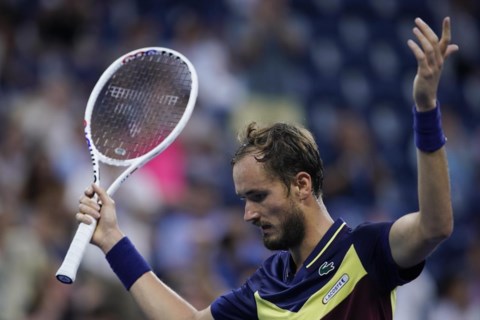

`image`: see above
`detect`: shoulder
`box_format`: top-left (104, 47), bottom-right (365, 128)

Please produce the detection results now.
top-left (350, 221), bottom-right (393, 246)
top-left (352, 220), bottom-right (393, 235)
top-left (210, 252), bottom-right (287, 320)
top-left (350, 220), bottom-right (424, 288)
top-left (211, 251), bottom-right (294, 319)
top-left (347, 221), bottom-right (394, 259)
top-left (247, 251), bottom-right (289, 288)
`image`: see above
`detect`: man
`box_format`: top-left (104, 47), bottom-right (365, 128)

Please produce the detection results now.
top-left (76, 17), bottom-right (457, 319)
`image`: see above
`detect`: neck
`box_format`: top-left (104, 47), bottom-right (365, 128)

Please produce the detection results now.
top-left (289, 198), bottom-right (333, 272)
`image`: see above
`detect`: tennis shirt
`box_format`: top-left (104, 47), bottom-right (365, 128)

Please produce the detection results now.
top-left (211, 218), bottom-right (424, 319)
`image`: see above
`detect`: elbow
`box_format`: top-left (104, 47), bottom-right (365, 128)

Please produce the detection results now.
top-left (441, 207), bottom-right (455, 239)
top-left (441, 217), bottom-right (454, 240)
top-left (435, 222), bottom-right (453, 243)
top-left (422, 225), bottom-right (453, 250)
top-left (426, 210), bottom-right (454, 244)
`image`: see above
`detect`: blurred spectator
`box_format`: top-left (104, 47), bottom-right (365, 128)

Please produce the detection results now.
top-left (428, 272), bottom-right (480, 320)
top-left (0, 202), bottom-right (50, 320)
top-left (230, 0), bottom-right (310, 97)
top-left (395, 269), bottom-right (436, 320)
top-left (465, 236), bottom-right (480, 308)
top-left (322, 108), bottom-right (395, 225)
top-left (152, 177), bottom-right (230, 309)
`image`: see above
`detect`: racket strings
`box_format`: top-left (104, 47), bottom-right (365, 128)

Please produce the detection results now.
top-left (91, 52), bottom-right (192, 161)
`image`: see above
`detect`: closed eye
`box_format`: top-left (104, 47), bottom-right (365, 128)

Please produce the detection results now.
top-left (247, 192), bottom-right (267, 203)
top-left (237, 190), bottom-right (268, 203)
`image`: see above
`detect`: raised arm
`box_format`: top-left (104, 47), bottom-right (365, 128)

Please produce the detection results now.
top-left (77, 183), bottom-right (214, 320)
top-left (389, 17), bottom-right (458, 268)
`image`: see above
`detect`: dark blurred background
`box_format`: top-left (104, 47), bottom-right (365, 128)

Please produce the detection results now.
top-left (0, 0), bottom-right (479, 319)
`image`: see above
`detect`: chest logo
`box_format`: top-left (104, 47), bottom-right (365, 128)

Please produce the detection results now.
top-left (318, 261), bottom-right (335, 276)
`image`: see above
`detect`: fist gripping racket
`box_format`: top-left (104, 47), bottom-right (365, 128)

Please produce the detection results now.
top-left (56, 47), bottom-right (198, 284)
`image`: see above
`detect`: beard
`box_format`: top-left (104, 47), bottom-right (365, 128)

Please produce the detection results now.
top-left (262, 201), bottom-right (306, 251)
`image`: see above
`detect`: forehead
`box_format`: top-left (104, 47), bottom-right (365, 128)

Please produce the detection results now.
top-left (233, 155), bottom-right (275, 193)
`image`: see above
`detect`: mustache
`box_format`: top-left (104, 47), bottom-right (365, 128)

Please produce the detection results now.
top-left (253, 220), bottom-right (272, 229)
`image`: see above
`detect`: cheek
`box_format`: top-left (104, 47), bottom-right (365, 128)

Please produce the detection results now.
top-left (262, 198), bottom-right (290, 219)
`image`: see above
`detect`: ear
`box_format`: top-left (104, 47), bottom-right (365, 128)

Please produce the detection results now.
top-left (294, 172), bottom-right (312, 200)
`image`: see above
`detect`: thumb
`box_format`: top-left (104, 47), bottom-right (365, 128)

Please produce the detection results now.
top-left (91, 183), bottom-right (114, 206)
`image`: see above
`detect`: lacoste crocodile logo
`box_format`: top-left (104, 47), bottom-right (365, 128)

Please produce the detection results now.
top-left (319, 261), bottom-right (335, 276)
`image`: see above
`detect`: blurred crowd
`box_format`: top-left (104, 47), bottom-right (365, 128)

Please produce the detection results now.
top-left (0, 0), bottom-right (479, 319)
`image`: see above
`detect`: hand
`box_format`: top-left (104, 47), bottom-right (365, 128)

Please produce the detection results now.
top-left (408, 17), bottom-right (459, 111)
top-left (76, 183), bottom-right (124, 253)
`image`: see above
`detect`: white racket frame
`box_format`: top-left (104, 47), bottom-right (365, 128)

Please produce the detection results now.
top-left (56, 47), bottom-right (198, 284)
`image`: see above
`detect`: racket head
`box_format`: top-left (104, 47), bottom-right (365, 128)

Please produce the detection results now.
top-left (84, 47), bottom-right (198, 168)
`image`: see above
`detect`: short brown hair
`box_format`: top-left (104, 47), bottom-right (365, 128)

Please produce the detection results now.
top-left (231, 122), bottom-right (324, 197)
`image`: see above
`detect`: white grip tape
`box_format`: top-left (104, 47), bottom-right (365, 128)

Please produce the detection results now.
top-left (55, 220), bottom-right (97, 284)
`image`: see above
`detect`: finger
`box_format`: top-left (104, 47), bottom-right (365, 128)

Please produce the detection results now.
top-left (415, 17), bottom-right (439, 44)
top-left (413, 26), bottom-right (434, 55)
top-left (78, 203), bottom-right (101, 219)
top-left (79, 196), bottom-right (101, 211)
top-left (444, 44), bottom-right (459, 59)
top-left (440, 17), bottom-right (459, 59)
top-left (415, 18), bottom-right (443, 65)
top-left (407, 39), bottom-right (427, 70)
top-left (413, 26), bottom-right (439, 69)
top-left (76, 212), bottom-right (94, 225)
top-left (439, 17), bottom-right (451, 56)
top-left (91, 183), bottom-right (114, 207)
top-left (407, 39), bottom-right (425, 61)
top-left (84, 185), bottom-right (95, 198)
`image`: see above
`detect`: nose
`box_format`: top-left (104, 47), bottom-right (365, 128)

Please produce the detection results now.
top-left (244, 201), bottom-right (260, 222)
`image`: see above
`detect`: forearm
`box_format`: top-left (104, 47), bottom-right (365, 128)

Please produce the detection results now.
top-left (105, 237), bottom-right (212, 320)
top-left (417, 146), bottom-right (453, 240)
top-left (130, 272), bottom-right (207, 320)
top-left (413, 102), bottom-right (453, 241)
top-left (390, 146), bottom-right (453, 267)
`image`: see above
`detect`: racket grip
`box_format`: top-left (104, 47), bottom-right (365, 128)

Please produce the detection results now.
top-left (56, 220), bottom-right (97, 284)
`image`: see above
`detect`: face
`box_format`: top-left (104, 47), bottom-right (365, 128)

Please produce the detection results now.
top-left (233, 155), bottom-right (306, 250)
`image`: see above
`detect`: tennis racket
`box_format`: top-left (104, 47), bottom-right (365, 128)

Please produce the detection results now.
top-left (56, 47), bottom-right (198, 284)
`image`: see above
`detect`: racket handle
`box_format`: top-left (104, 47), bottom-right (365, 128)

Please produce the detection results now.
top-left (56, 220), bottom-right (97, 284)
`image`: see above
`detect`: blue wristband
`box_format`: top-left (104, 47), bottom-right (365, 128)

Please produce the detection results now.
top-left (106, 237), bottom-right (151, 290)
top-left (412, 102), bottom-right (446, 152)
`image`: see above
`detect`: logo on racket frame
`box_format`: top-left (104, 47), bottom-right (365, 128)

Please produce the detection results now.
top-left (84, 120), bottom-right (99, 183)
top-left (122, 49), bottom-right (162, 64)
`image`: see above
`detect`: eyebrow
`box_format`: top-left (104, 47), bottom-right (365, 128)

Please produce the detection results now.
top-left (237, 189), bottom-right (264, 198)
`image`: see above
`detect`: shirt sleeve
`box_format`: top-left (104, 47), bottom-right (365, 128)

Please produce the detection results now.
top-left (210, 282), bottom-right (258, 320)
top-left (353, 222), bottom-right (425, 292)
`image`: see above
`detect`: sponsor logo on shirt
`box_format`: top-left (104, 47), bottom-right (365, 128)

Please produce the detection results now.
top-left (323, 274), bottom-right (349, 304)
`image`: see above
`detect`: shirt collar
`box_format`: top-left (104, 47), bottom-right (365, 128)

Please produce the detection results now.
top-left (304, 218), bottom-right (347, 270)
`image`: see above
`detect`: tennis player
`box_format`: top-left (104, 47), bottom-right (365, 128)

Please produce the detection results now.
top-left (76, 17), bottom-right (457, 319)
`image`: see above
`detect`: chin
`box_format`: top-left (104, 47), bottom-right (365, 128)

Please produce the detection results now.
top-left (263, 237), bottom-right (288, 251)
